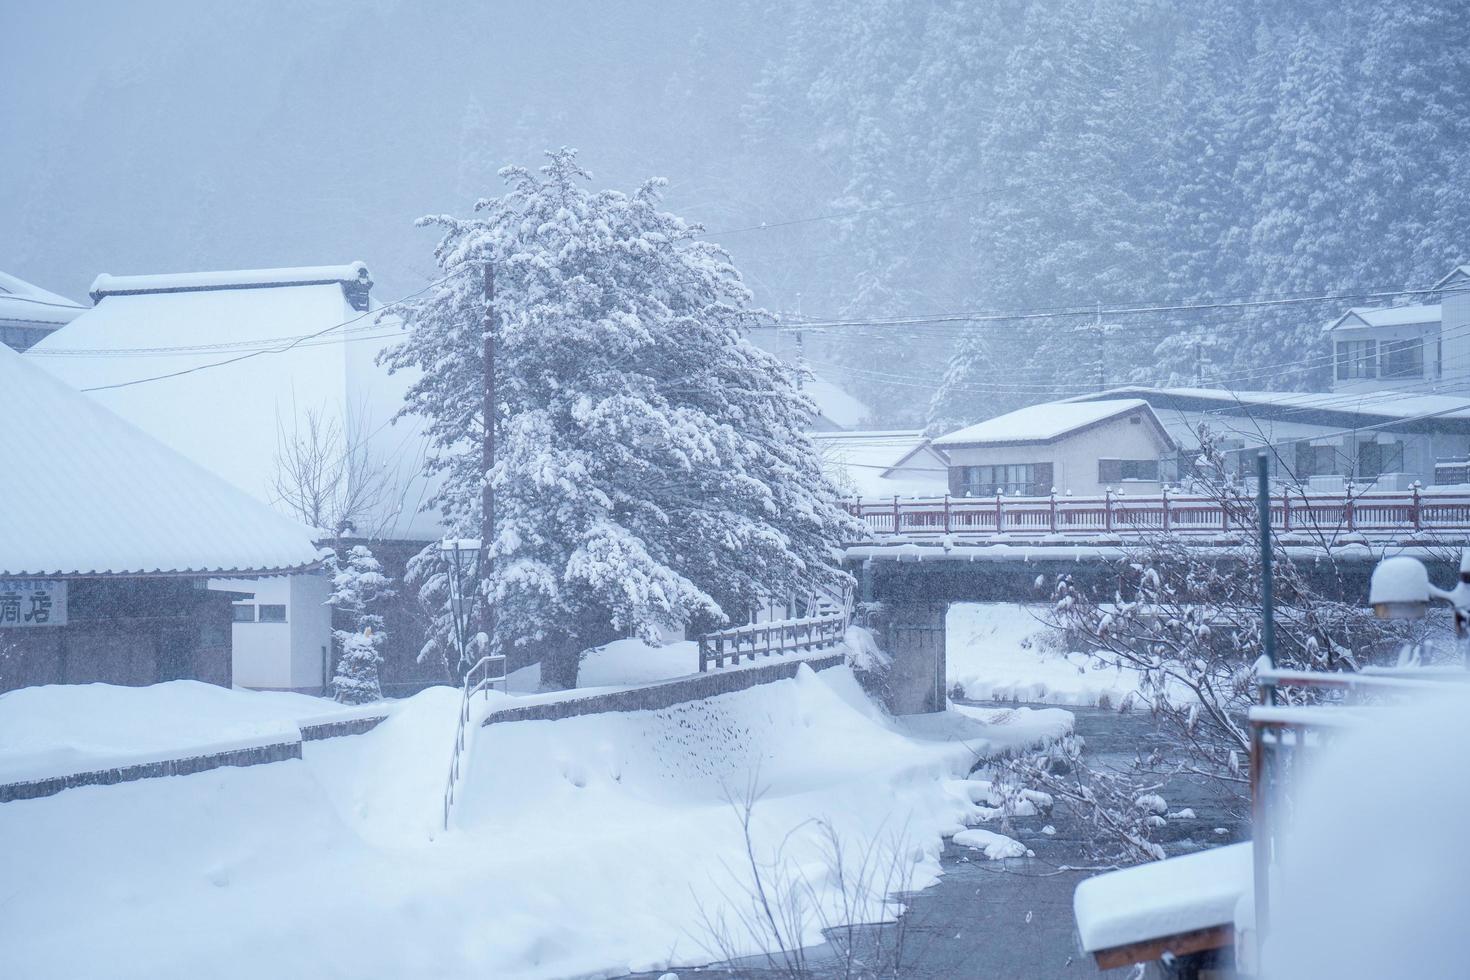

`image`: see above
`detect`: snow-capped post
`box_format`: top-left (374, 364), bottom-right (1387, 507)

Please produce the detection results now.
top-left (1410, 481), bottom-right (1422, 531)
top-left (995, 489), bottom-right (1004, 533)
top-left (892, 494), bottom-right (900, 535)
top-left (1255, 453), bottom-right (1277, 677)
top-left (1159, 486), bottom-right (1170, 532)
top-left (1103, 488), bottom-right (1113, 533)
top-left (1048, 487), bottom-right (1057, 533)
top-left (943, 492), bottom-right (950, 534)
top-left (1281, 487), bottom-right (1292, 532)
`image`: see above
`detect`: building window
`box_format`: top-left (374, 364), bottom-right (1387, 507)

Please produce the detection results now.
top-left (1098, 459), bottom-right (1159, 483)
top-left (1359, 441), bottom-right (1404, 479)
top-left (1295, 442), bottom-right (1342, 478)
top-left (957, 462), bottom-right (1053, 496)
top-left (1336, 340), bottom-right (1378, 380)
top-left (258, 604), bottom-right (287, 623)
top-left (232, 604), bottom-right (256, 623)
top-left (1381, 340), bottom-right (1423, 379)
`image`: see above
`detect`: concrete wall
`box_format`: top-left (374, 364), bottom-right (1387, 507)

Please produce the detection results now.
top-left (946, 412), bottom-right (1170, 497)
top-left (0, 578), bottom-right (233, 694)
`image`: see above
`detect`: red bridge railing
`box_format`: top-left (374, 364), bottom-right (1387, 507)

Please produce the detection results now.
top-left (847, 486), bottom-right (1470, 538)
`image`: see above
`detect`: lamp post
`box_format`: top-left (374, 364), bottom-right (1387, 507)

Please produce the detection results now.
top-left (440, 537), bottom-right (483, 679)
top-left (1368, 550), bottom-right (1470, 667)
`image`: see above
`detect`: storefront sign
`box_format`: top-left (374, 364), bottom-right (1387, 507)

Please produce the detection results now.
top-left (0, 580), bottom-right (67, 627)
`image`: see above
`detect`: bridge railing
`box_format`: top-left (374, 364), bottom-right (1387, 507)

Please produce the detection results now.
top-left (846, 485), bottom-right (1469, 538)
top-left (697, 582), bottom-right (853, 673)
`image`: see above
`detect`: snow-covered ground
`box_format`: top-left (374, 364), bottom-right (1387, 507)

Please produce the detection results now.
top-left (947, 603), bottom-right (1146, 708)
top-left (0, 664), bottom-right (1070, 979)
top-left (0, 681), bottom-right (377, 784)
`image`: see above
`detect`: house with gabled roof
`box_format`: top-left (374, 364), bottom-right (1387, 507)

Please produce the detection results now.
top-left (0, 342), bottom-right (322, 693)
top-left (26, 263), bottom-right (442, 693)
top-left (0, 270), bottom-right (86, 352)
top-left (932, 399), bottom-right (1176, 498)
top-left (1323, 261), bottom-right (1470, 394)
top-left (809, 430), bottom-right (950, 499)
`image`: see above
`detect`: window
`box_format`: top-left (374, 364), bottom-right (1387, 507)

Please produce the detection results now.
top-left (1336, 340), bottom-right (1378, 380)
top-left (1295, 442), bottom-right (1342, 478)
top-left (1098, 459), bottom-right (1160, 483)
top-left (1381, 340), bottom-right (1423, 379)
top-left (1359, 441), bottom-right (1404, 479)
top-left (257, 604), bottom-right (287, 623)
top-left (232, 604), bottom-right (256, 623)
top-left (956, 462), bottom-right (1053, 497)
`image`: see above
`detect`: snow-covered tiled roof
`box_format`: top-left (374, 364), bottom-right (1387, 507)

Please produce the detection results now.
top-left (90, 262), bottom-right (370, 301)
top-left (1325, 303), bottom-right (1440, 332)
top-left (0, 342), bottom-right (324, 577)
top-left (0, 271), bottom-right (86, 327)
top-left (934, 399), bottom-right (1161, 447)
top-left (27, 265), bottom-right (441, 542)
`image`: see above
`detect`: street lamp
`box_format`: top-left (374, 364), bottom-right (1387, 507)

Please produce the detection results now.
top-left (1369, 550), bottom-right (1470, 665)
top-left (439, 537), bottom-right (482, 676)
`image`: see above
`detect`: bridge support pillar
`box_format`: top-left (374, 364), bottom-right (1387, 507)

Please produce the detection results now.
top-left (879, 602), bottom-right (947, 714)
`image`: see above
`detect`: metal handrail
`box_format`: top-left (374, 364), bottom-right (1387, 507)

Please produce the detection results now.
top-left (441, 653), bottom-right (507, 831)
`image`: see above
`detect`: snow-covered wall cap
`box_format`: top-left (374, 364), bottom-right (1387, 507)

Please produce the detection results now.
top-left (90, 262), bottom-right (370, 302)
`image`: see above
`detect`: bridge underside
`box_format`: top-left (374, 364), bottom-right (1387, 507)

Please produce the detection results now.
top-left (845, 543), bottom-right (1465, 716)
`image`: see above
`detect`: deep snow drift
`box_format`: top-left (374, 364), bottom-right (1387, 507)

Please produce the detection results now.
top-left (0, 665), bottom-right (1069, 979)
top-left (947, 603), bottom-right (1146, 707)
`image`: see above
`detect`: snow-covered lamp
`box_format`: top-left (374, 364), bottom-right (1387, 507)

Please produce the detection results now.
top-left (1369, 556), bottom-right (1431, 620)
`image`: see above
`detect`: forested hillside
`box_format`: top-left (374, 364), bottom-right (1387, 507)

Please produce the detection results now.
top-left (5, 1), bottom-right (1467, 427)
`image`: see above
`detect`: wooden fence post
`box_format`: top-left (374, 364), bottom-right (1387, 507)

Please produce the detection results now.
top-left (1104, 489), bottom-right (1113, 533)
top-left (1161, 489), bottom-right (1170, 532)
top-left (892, 494), bottom-right (901, 535)
top-left (699, 637), bottom-right (708, 672)
top-left (1049, 490), bottom-right (1058, 532)
top-left (943, 493), bottom-right (951, 534)
top-left (1345, 491), bottom-right (1356, 532)
top-left (1282, 490), bottom-right (1291, 532)
top-left (996, 491), bottom-right (1005, 533)
top-left (1411, 483), bottom-right (1422, 531)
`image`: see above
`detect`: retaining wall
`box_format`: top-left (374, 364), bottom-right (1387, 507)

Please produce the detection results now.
top-left (482, 651), bottom-right (846, 726)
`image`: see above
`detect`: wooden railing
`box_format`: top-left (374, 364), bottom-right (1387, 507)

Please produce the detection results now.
top-left (441, 653), bottom-right (507, 831)
top-left (697, 583), bottom-right (853, 673)
top-left (847, 485), bottom-right (1470, 539)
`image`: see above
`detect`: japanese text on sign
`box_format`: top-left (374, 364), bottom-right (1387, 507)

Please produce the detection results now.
top-left (0, 580), bottom-right (68, 627)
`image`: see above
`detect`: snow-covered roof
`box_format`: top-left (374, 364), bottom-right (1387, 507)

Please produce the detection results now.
top-left (28, 265), bottom-right (440, 541)
top-left (1324, 303), bottom-right (1440, 333)
top-left (90, 262), bottom-right (370, 301)
top-left (0, 271), bottom-right (87, 328)
top-left (1074, 842), bottom-right (1251, 953)
top-left (933, 399), bottom-right (1169, 448)
top-left (0, 342), bottom-right (323, 577)
top-left (809, 430), bottom-right (950, 498)
top-left (803, 377), bottom-right (870, 430)
top-left (1072, 386), bottom-right (1470, 430)
top-left (1433, 265), bottom-right (1470, 291)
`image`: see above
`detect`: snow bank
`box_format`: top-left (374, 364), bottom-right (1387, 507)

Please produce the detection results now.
top-left (1267, 685), bottom-right (1470, 978)
top-left (0, 666), bottom-right (1069, 979)
top-left (0, 681), bottom-right (375, 783)
top-left (947, 603), bottom-right (1146, 707)
top-left (576, 636), bottom-right (700, 686)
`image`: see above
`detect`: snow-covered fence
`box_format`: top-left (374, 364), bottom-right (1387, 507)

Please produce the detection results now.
top-left (697, 583), bottom-right (853, 673)
top-left (847, 485), bottom-right (1470, 540)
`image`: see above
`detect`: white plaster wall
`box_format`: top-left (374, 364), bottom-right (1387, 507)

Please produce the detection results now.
top-left (946, 412), bottom-right (1169, 497)
top-left (1443, 283), bottom-right (1470, 393)
top-left (210, 572), bottom-right (332, 691)
top-left (288, 573), bottom-right (333, 691)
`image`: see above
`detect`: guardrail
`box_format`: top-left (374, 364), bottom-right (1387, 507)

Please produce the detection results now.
top-left (441, 653), bottom-right (507, 831)
top-left (847, 485), bottom-right (1470, 538)
top-left (697, 583), bottom-right (854, 673)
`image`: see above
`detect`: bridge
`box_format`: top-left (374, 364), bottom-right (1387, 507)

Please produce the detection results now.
top-left (837, 488), bottom-right (1470, 716)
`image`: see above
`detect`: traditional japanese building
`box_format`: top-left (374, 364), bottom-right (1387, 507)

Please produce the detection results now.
top-left (0, 342), bottom-right (322, 694)
top-left (26, 263), bottom-right (443, 693)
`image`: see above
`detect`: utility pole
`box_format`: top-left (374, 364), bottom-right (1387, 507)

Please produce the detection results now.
top-left (480, 258), bottom-right (497, 666)
top-left (1095, 301), bottom-right (1106, 391)
top-left (1195, 339), bottom-right (1204, 384)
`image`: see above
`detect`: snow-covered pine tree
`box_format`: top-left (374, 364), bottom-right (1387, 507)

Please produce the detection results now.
top-left (383, 150), bottom-right (859, 682)
top-left (327, 545), bottom-right (393, 704)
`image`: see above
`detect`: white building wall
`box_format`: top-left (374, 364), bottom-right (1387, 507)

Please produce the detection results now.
top-left (1443, 278), bottom-right (1470, 393)
top-left (212, 571), bottom-right (333, 691)
top-left (946, 413), bottom-right (1169, 497)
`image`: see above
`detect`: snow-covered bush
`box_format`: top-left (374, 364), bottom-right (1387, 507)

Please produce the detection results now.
top-left (327, 545), bottom-right (394, 704)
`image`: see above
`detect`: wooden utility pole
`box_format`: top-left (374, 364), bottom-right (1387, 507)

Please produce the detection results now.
top-left (480, 258), bottom-right (497, 657)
